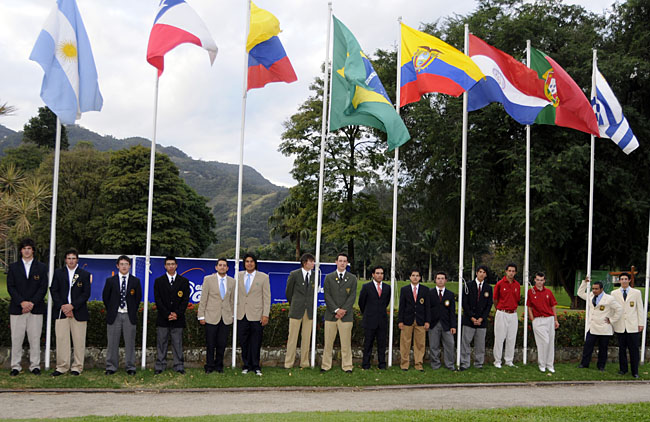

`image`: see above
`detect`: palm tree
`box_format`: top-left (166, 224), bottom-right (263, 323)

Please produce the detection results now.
top-left (0, 101), bottom-right (16, 116)
top-left (419, 229), bottom-right (439, 282)
top-left (268, 194), bottom-right (311, 261)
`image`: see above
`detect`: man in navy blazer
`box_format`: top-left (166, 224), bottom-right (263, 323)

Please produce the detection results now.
top-left (358, 265), bottom-right (391, 370)
top-left (7, 238), bottom-right (48, 376)
top-left (398, 269), bottom-right (430, 371)
top-left (428, 271), bottom-right (457, 370)
top-left (153, 256), bottom-right (190, 374)
top-left (50, 248), bottom-right (92, 376)
top-left (459, 265), bottom-right (493, 370)
top-left (102, 255), bottom-right (142, 375)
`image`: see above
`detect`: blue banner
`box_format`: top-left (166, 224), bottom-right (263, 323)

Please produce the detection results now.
top-left (79, 255), bottom-right (340, 306)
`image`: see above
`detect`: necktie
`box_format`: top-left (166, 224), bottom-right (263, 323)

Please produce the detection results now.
top-left (413, 286), bottom-right (417, 302)
top-left (339, 273), bottom-right (343, 282)
top-left (477, 283), bottom-right (482, 301)
top-left (592, 296), bottom-right (597, 307)
top-left (439, 289), bottom-right (443, 302)
top-left (377, 283), bottom-right (382, 297)
top-left (120, 276), bottom-right (127, 309)
top-left (219, 277), bottom-right (226, 300)
top-left (623, 289), bottom-right (628, 301)
top-left (170, 276), bottom-right (174, 285)
top-left (245, 274), bottom-right (252, 294)
top-left (305, 273), bottom-right (310, 288)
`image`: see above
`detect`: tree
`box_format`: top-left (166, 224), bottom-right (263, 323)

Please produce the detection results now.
top-left (97, 145), bottom-right (216, 256)
top-left (0, 101), bottom-right (16, 116)
top-left (268, 187), bottom-right (312, 261)
top-left (1, 144), bottom-right (49, 172)
top-left (23, 106), bottom-right (69, 150)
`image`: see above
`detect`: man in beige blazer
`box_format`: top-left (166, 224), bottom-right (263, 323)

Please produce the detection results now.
top-left (577, 278), bottom-right (622, 371)
top-left (237, 253), bottom-right (271, 376)
top-left (198, 258), bottom-right (235, 374)
top-left (611, 273), bottom-right (644, 378)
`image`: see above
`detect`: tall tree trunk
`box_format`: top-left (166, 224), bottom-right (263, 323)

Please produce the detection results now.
top-left (428, 252), bottom-right (432, 282)
top-left (295, 235), bottom-right (301, 261)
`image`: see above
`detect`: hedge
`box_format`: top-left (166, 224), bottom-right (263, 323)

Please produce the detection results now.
top-left (0, 298), bottom-right (645, 349)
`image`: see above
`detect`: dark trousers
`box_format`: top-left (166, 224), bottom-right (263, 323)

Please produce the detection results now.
top-left (239, 317), bottom-right (263, 371)
top-left (362, 325), bottom-right (387, 369)
top-left (205, 321), bottom-right (230, 371)
top-left (155, 326), bottom-right (184, 371)
top-left (617, 331), bottom-right (640, 375)
top-left (581, 331), bottom-right (611, 369)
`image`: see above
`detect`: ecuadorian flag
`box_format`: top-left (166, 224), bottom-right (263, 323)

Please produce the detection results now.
top-left (247, 2), bottom-right (297, 90)
top-left (400, 23), bottom-right (484, 106)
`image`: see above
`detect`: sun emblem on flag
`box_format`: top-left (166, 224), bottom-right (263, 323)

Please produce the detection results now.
top-left (542, 68), bottom-right (560, 107)
top-left (412, 46), bottom-right (441, 72)
top-left (492, 68), bottom-right (506, 89)
top-left (58, 40), bottom-right (78, 62)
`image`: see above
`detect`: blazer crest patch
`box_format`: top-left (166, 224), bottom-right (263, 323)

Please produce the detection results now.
top-left (130, 289), bottom-right (135, 295)
top-left (419, 298), bottom-right (425, 304)
top-left (484, 291), bottom-right (489, 297)
top-left (34, 274), bottom-right (40, 280)
top-left (346, 288), bottom-right (351, 294)
top-left (444, 300), bottom-right (450, 307)
top-left (599, 305), bottom-right (605, 311)
top-left (77, 282), bottom-right (83, 287)
top-left (630, 301), bottom-right (635, 307)
top-left (177, 291), bottom-right (183, 297)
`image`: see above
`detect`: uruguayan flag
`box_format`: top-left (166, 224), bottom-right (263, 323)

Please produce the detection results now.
top-left (591, 65), bottom-right (638, 154)
top-left (29, 0), bottom-right (102, 125)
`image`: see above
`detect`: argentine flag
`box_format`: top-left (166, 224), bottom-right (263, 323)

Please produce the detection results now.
top-left (30, 0), bottom-right (103, 125)
top-left (591, 65), bottom-right (638, 154)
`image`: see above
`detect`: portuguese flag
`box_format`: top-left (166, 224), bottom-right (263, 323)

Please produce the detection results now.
top-left (530, 47), bottom-right (599, 136)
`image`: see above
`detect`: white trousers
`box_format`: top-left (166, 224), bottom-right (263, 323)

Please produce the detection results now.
top-left (532, 316), bottom-right (555, 370)
top-left (493, 310), bottom-right (518, 365)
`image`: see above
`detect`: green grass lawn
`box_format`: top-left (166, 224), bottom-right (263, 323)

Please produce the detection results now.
top-left (1, 363), bottom-right (648, 390)
top-left (0, 402), bottom-right (648, 422)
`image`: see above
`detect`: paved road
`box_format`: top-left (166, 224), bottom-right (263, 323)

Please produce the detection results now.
top-left (1, 381), bottom-right (649, 418)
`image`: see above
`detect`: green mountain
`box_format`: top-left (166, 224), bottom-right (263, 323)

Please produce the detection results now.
top-left (0, 124), bottom-right (288, 254)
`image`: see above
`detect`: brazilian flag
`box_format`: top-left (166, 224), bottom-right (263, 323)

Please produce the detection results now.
top-left (329, 16), bottom-right (410, 151)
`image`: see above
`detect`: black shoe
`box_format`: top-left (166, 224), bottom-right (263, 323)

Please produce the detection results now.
top-left (51, 371), bottom-right (64, 377)
top-left (320, 368), bottom-right (328, 373)
top-left (378, 366), bottom-right (387, 370)
top-left (633, 374), bottom-right (640, 378)
top-left (458, 367), bottom-right (467, 371)
top-left (71, 371), bottom-right (80, 376)
top-left (216, 369), bottom-right (224, 373)
top-left (361, 367), bottom-right (370, 370)
top-left (345, 370), bottom-right (352, 373)
top-left (176, 369), bottom-right (186, 375)
top-left (9, 369), bottom-right (19, 376)
top-left (154, 370), bottom-right (162, 375)
top-left (577, 364), bottom-right (587, 369)
top-left (31, 368), bottom-right (41, 375)
top-left (401, 368), bottom-right (408, 371)
top-left (618, 370), bottom-right (627, 375)
top-left (127, 370), bottom-right (136, 375)
top-left (598, 367), bottom-right (606, 372)
top-left (105, 370), bottom-right (116, 375)
top-left (205, 369), bottom-right (214, 374)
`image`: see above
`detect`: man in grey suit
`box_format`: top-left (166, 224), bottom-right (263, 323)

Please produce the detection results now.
top-left (198, 258), bottom-right (235, 373)
top-left (237, 253), bottom-right (271, 376)
top-left (103, 255), bottom-right (142, 375)
top-left (321, 253), bottom-right (357, 373)
top-left (153, 256), bottom-right (190, 375)
top-left (284, 253), bottom-right (316, 369)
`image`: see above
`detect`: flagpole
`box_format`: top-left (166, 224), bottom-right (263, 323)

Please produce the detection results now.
top-left (584, 49), bottom-right (597, 338)
top-left (140, 74), bottom-right (160, 369)
top-left (642, 209), bottom-right (650, 363)
top-left (311, 1), bottom-right (333, 368)
top-left (44, 117), bottom-right (62, 370)
top-left (232, 0), bottom-right (252, 369)
top-left (388, 16), bottom-right (403, 369)
top-left (455, 23), bottom-right (469, 368)
top-left (522, 39), bottom-right (532, 366)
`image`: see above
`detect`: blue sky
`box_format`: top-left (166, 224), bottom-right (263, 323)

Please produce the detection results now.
top-left (0, 0), bottom-right (615, 186)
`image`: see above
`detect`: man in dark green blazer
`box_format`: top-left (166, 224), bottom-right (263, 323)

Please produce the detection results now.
top-left (321, 253), bottom-right (357, 373)
top-left (284, 253), bottom-right (316, 369)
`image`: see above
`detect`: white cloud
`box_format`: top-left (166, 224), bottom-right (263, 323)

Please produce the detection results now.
top-left (0, 0), bottom-right (615, 186)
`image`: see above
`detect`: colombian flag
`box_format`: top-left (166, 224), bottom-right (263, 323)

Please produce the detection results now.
top-left (247, 2), bottom-right (297, 90)
top-left (400, 23), bottom-right (484, 106)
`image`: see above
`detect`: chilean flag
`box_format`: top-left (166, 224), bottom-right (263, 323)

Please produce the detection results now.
top-left (146, 0), bottom-right (217, 77)
top-left (467, 34), bottom-right (549, 125)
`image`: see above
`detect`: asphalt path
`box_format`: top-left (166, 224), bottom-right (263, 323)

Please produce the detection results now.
top-left (1, 381), bottom-right (648, 418)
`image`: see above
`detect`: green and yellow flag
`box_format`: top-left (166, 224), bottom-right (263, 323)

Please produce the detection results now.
top-left (329, 16), bottom-right (410, 150)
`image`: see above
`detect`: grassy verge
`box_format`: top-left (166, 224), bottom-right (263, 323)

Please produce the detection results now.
top-left (1, 363), bottom-right (648, 390)
top-left (0, 402), bottom-right (648, 421)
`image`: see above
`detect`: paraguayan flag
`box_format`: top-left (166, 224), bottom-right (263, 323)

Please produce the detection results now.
top-left (29, 0), bottom-right (103, 125)
top-left (591, 64), bottom-right (638, 154)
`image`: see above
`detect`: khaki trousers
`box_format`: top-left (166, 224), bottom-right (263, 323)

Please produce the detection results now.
top-left (400, 322), bottom-right (426, 370)
top-left (55, 317), bottom-right (87, 373)
top-left (10, 313), bottom-right (43, 371)
top-left (321, 319), bottom-right (353, 371)
top-left (284, 310), bottom-right (312, 368)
